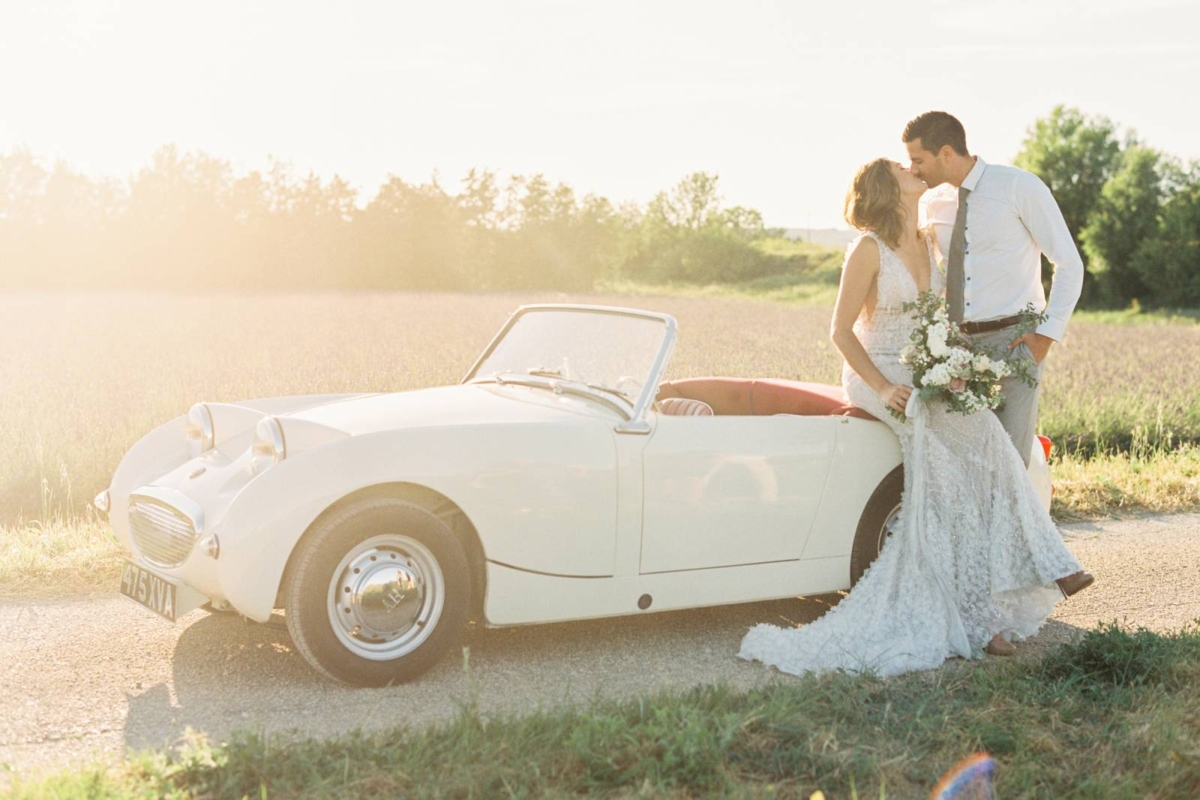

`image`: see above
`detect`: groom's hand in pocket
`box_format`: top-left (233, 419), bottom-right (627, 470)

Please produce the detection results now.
top-left (1008, 332), bottom-right (1053, 365)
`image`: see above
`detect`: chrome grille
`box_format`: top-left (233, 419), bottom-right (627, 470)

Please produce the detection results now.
top-left (129, 497), bottom-right (198, 568)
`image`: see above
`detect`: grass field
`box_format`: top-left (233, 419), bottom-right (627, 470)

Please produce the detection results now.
top-left (3, 290), bottom-right (1199, 525)
top-left (10, 623), bottom-right (1200, 798)
top-left (3, 290), bottom-right (1199, 597)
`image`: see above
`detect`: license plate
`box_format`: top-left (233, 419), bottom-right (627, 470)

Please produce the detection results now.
top-left (120, 560), bottom-right (181, 621)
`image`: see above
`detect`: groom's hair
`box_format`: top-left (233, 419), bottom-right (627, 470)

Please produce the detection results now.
top-left (903, 112), bottom-right (969, 157)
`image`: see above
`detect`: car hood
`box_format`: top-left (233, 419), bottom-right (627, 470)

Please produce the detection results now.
top-left (285, 382), bottom-right (621, 435)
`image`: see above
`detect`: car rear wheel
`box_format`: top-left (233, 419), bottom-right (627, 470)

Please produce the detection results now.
top-left (849, 466), bottom-right (904, 587)
top-left (283, 497), bottom-right (470, 686)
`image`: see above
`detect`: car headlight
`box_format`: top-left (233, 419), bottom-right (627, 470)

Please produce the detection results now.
top-left (185, 403), bottom-right (215, 456)
top-left (251, 416), bottom-right (286, 473)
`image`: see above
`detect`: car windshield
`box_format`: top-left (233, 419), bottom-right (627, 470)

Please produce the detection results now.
top-left (466, 308), bottom-right (669, 400)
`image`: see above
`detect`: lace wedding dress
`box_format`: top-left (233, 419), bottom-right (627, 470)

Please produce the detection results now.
top-left (738, 231), bottom-right (1082, 677)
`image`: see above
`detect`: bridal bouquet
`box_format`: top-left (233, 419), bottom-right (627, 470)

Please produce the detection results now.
top-left (896, 293), bottom-right (1044, 419)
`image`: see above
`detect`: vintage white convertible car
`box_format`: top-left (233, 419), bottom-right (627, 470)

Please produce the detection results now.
top-left (98, 304), bottom-right (1053, 685)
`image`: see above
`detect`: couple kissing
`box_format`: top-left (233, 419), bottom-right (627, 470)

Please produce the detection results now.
top-left (740, 111), bottom-right (1094, 677)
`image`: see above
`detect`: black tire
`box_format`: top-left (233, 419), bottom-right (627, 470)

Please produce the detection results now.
top-left (848, 465), bottom-right (904, 587)
top-left (283, 497), bottom-right (470, 686)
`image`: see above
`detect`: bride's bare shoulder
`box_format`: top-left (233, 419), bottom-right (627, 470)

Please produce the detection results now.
top-left (844, 232), bottom-right (881, 275)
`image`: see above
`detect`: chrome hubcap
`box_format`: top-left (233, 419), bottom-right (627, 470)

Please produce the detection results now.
top-left (353, 560), bottom-right (422, 635)
top-left (877, 503), bottom-right (902, 555)
top-left (327, 535), bottom-right (444, 661)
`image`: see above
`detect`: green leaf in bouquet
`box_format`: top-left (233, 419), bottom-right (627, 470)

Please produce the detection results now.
top-left (1015, 302), bottom-right (1049, 336)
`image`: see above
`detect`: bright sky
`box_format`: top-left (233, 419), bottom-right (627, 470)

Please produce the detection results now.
top-left (3, 0), bottom-right (1198, 229)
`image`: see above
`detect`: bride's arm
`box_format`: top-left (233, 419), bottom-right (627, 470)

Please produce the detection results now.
top-left (829, 236), bottom-right (913, 415)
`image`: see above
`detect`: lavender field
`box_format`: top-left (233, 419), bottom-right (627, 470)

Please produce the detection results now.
top-left (3, 291), bottom-right (1198, 525)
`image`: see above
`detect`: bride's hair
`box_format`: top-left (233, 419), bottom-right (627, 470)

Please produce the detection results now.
top-left (843, 158), bottom-right (904, 249)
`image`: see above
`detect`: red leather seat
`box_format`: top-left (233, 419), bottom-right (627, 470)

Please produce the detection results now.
top-left (656, 377), bottom-right (878, 421)
top-left (658, 397), bottom-right (714, 416)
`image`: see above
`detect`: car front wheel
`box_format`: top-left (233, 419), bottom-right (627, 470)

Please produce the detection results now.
top-left (283, 497), bottom-right (470, 686)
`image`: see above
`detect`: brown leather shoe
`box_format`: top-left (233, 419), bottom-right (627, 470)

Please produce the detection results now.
top-left (1056, 571), bottom-right (1095, 599)
top-left (985, 635), bottom-right (1016, 657)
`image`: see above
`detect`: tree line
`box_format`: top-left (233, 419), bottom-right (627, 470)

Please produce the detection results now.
top-left (0, 147), bottom-right (816, 292)
top-left (1014, 105), bottom-right (1200, 308)
top-left (3, 106), bottom-right (1197, 306)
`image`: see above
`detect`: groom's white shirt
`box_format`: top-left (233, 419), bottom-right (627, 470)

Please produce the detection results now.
top-left (921, 157), bottom-right (1083, 342)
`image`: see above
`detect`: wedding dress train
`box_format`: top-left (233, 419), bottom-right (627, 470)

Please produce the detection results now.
top-left (738, 232), bottom-right (1081, 677)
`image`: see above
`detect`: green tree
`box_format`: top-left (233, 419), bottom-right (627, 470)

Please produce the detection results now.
top-left (648, 172), bottom-right (722, 230)
top-left (1080, 146), bottom-right (1165, 305)
top-left (0, 150), bottom-right (124, 289)
top-left (573, 193), bottom-right (624, 284)
top-left (454, 169), bottom-right (502, 287)
top-left (630, 172), bottom-right (779, 284)
top-left (0, 148), bottom-right (48, 287)
top-left (356, 175), bottom-right (465, 290)
top-left (1013, 105), bottom-right (1122, 300)
top-left (719, 205), bottom-right (765, 240)
top-left (1132, 165), bottom-right (1200, 306)
top-left (493, 174), bottom-right (585, 289)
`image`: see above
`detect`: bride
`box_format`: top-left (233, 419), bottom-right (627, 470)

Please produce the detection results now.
top-left (739, 158), bottom-right (1093, 677)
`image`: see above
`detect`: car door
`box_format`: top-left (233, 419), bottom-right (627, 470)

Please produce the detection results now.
top-left (638, 413), bottom-right (838, 574)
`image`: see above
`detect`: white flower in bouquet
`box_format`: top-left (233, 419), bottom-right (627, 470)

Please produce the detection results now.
top-left (899, 293), bottom-right (1046, 420)
top-left (922, 362), bottom-right (953, 387)
top-left (926, 323), bottom-right (950, 357)
top-left (976, 354), bottom-right (1007, 378)
top-left (947, 347), bottom-right (973, 370)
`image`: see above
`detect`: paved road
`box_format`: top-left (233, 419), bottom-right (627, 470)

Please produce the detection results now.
top-left (3, 513), bottom-right (1199, 782)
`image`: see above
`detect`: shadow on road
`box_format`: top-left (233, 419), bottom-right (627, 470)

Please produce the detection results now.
top-left (122, 593), bottom-right (1088, 755)
top-left (121, 593), bottom-right (837, 752)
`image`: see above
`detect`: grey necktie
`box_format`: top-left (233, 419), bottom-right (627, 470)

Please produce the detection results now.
top-left (946, 186), bottom-right (970, 323)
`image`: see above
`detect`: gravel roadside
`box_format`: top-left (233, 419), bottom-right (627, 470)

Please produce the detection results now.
top-left (2, 512), bottom-right (1198, 782)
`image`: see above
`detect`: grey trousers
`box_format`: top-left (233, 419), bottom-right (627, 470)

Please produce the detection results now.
top-left (971, 324), bottom-right (1047, 467)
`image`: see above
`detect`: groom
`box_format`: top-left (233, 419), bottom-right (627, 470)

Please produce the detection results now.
top-left (902, 111), bottom-right (1084, 467)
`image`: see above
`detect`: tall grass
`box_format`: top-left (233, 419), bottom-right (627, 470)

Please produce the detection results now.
top-left (3, 291), bottom-right (1199, 524)
top-left (1051, 437), bottom-right (1200, 519)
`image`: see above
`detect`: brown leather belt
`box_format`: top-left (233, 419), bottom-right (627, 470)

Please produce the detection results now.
top-left (961, 315), bottom-right (1021, 335)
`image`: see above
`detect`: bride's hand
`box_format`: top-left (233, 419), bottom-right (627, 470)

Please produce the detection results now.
top-left (878, 383), bottom-right (913, 415)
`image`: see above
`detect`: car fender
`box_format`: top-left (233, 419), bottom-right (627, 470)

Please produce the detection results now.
top-left (799, 420), bottom-right (1052, 563)
top-left (800, 417), bottom-right (903, 561)
top-left (108, 414), bottom-right (191, 551)
top-left (107, 394), bottom-right (374, 552)
top-left (213, 421), bottom-right (619, 622)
